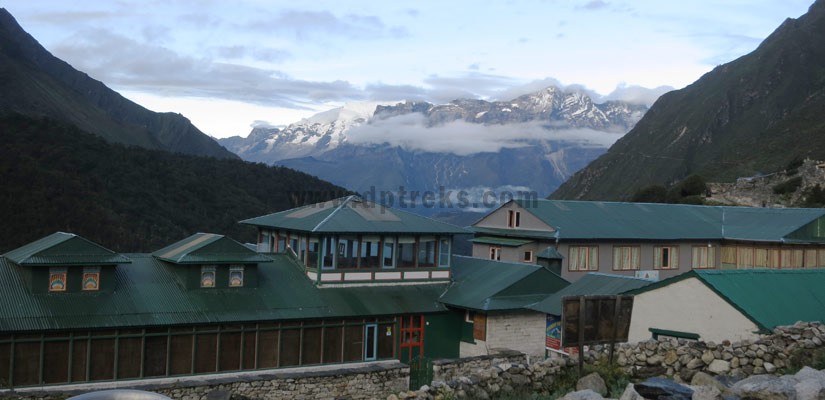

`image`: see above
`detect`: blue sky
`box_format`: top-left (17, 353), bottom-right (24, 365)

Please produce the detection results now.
top-left (3, 1), bottom-right (813, 138)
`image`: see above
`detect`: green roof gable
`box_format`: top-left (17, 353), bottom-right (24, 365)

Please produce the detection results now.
top-left (527, 273), bottom-right (652, 315)
top-left (537, 247), bottom-right (564, 260)
top-left (627, 269), bottom-right (825, 333)
top-left (240, 196), bottom-right (468, 235)
top-left (3, 232), bottom-right (131, 266)
top-left (439, 256), bottom-right (569, 311)
top-left (152, 233), bottom-right (272, 264)
top-left (503, 200), bottom-right (825, 242)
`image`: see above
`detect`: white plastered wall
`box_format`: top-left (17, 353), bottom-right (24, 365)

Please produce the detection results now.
top-left (628, 277), bottom-right (761, 343)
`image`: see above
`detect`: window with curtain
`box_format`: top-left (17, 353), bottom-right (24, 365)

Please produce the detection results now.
top-left (612, 246), bottom-right (640, 270)
top-left (691, 246), bottom-right (717, 269)
top-left (568, 246), bottom-right (598, 271)
top-left (653, 246), bottom-right (678, 270)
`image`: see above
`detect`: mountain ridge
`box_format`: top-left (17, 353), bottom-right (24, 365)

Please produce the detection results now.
top-left (0, 8), bottom-right (236, 159)
top-left (551, 0), bottom-right (825, 200)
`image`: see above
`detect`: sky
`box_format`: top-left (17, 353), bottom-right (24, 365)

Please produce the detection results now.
top-left (2, 1), bottom-right (814, 139)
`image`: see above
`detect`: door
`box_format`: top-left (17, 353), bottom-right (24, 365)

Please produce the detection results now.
top-left (364, 324), bottom-right (378, 361)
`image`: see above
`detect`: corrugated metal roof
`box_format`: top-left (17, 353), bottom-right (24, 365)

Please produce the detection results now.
top-left (152, 233), bottom-right (272, 264)
top-left (470, 226), bottom-right (558, 240)
top-left (3, 232), bottom-right (131, 266)
top-left (505, 200), bottom-right (825, 242)
top-left (439, 256), bottom-right (569, 311)
top-left (627, 269), bottom-right (825, 332)
top-left (527, 273), bottom-right (652, 315)
top-left (470, 236), bottom-right (533, 247)
top-left (240, 196), bottom-right (468, 235)
top-left (536, 247), bottom-right (564, 260)
top-left (0, 253), bottom-right (446, 332)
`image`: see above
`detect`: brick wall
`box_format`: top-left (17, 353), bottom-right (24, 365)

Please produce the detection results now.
top-left (484, 310), bottom-right (546, 359)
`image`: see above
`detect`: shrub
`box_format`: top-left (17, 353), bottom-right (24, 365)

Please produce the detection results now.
top-left (782, 346), bottom-right (825, 374)
top-left (772, 176), bottom-right (803, 195)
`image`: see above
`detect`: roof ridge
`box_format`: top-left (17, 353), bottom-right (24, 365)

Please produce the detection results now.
top-left (311, 195), bottom-right (358, 232)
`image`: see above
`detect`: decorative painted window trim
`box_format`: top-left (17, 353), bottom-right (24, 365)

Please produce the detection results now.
top-left (200, 265), bottom-right (216, 288)
top-left (48, 267), bottom-right (68, 292)
top-left (229, 265), bottom-right (244, 287)
top-left (82, 266), bottom-right (101, 291)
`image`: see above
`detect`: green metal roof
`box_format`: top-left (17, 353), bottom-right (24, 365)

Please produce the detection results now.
top-left (527, 273), bottom-right (652, 315)
top-left (504, 200), bottom-right (825, 243)
top-left (470, 226), bottom-right (559, 240)
top-left (152, 233), bottom-right (272, 264)
top-left (470, 236), bottom-right (533, 247)
top-left (536, 247), bottom-right (564, 260)
top-left (241, 196), bottom-right (468, 235)
top-left (0, 252), bottom-right (447, 332)
top-left (626, 269), bottom-right (825, 333)
top-left (3, 232), bottom-right (131, 266)
top-left (439, 256), bottom-right (569, 312)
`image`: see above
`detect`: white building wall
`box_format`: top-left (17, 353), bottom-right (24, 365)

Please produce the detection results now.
top-left (628, 277), bottom-right (761, 343)
top-left (459, 310), bottom-right (547, 359)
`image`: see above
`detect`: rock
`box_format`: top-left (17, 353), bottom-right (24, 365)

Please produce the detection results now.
top-left (387, 395), bottom-right (399, 400)
top-left (561, 389), bottom-right (606, 400)
top-left (665, 350), bottom-right (679, 365)
top-left (634, 377), bottom-right (694, 400)
top-left (510, 374), bottom-right (530, 386)
top-left (764, 362), bottom-right (777, 374)
top-left (691, 385), bottom-right (723, 400)
top-left (691, 371), bottom-right (729, 394)
top-left (701, 351), bottom-right (715, 365)
top-left (205, 390), bottom-right (232, 400)
top-left (707, 360), bottom-right (731, 375)
top-left (794, 378), bottom-right (825, 400)
top-left (577, 372), bottom-right (608, 396)
top-left (687, 358), bottom-right (705, 369)
top-left (732, 374), bottom-right (797, 400)
top-left (648, 355), bottom-right (664, 365)
top-left (620, 384), bottom-right (644, 400)
top-left (794, 366), bottom-right (825, 382)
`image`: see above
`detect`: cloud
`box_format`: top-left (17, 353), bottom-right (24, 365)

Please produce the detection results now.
top-left (251, 120), bottom-right (277, 128)
top-left (422, 73), bottom-right (521, 102)
top-left (242, 10), bottom-right (407, 41)
top-left (580, 0), bottom-right (609, 10)
top-left (345, 113), bottom-right (623, 156)
top-left (53, 29), bottom-right (363, 109)
top-left (601, 83), bottom-right (673, 106)
top-left (213, 45), bottom-right (291, 63)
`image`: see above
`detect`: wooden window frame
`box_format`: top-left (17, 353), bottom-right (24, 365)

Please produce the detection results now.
top-left (523, 250), bottom-right (533, 262)
top-left (568, 245), bottom-right (599, 272)
top-left (612, 246), bottom-right (641, 271)
top-left (489, 246), bottom-right (501, 261)
top-left (691, 245), bottom-right (717, 269)
top-left (653, 246), bottom-right (679, 270)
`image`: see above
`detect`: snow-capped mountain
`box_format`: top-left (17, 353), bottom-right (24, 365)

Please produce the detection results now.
top-left (218, 86), bottom-right (652, 207)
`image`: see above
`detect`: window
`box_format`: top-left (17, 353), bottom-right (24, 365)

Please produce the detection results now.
top-left (322, 236), bottom-right (336, 269)
top-left (613, 246), bottom-right (640, 270)
top-left (200, 265), bottom-right (216, 288)
top-left (82, 266), bottom-right (101, 291)
top-left (523, 251), bottom-right (533, 262)
top-left (472, 313), bottom-right (487, 341)
top-left (691, 246), bottom-right (717, 269)
top-left (568, 246), bottom-right (598, 271)
top-left (489, 246), bottom-right (501, 261)
top-left (360, 236), bottom-right (380, 268)
top-left (438, 238), bottom-right (450, 267)
top-left (507, 210), bottom-right (521, 228)
top-left (397, 237), bottom-right (416, 268)
top-left (653, 246), bottom-right (678, 270)
top-left (49, 267), bottom-right (67, 292)
top-left (382, 237), bottom-right (395, 268)
top-left (418, 237), bottom-right (436, 267)
top-left (229, 265), bottom-right (244, 287)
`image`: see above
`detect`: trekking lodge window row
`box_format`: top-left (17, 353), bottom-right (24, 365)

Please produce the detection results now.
top-left (0, 318), bottom-right (396, 388)
top-left (567, 244), bottom-right (825, 272)
top-left (258, 232), bottom-right (451, 270)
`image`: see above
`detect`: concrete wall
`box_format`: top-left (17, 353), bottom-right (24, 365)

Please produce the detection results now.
top-left (628, 276), bottom-right (760, 343)
top-left (460, 311), bottom-right (547, 359)
top-left (474, 201), bottom-right (555, 232)
top-left (471, 242), bottom-right (548, 264)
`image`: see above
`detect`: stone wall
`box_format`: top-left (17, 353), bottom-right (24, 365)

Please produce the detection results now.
top-left (2, 362), bottom-right (408, 400)
top-left (393, 322), bottom-right (825, 400)
top-left (432, 350), bottom-right (527, 382)
top-left (484, 311), bottom-right (547, 359)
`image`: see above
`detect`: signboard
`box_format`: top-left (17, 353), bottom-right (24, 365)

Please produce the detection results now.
top-left (635, 270), bottom-right (659, 281)
top-left (561, 295), bottom-right (634, 348)
top-left (545, 314), bottom-right (562, 350)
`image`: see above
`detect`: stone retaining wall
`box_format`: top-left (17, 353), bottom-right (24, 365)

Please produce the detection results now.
top-left (432, 350), bottom-right (527, 382)
top-left (394, 322), bottom-right (825, 400)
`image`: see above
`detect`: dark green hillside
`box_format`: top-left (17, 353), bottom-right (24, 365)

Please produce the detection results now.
top-left (0, 114), bottom-right (348, 253)
top-left (552, 0), bottom-right (825, 200)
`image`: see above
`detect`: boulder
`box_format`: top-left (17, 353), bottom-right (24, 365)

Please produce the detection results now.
top-left (794, 366), bottom-right (825, 382)
top-left (577, 372), bottom-right (608, 396)
top-left (690, 371), bottom-right (730, 395)
top-left (691, 385), bottom-right (723, 400)
top-left (560, 389), bottom-right (606, 400)
top-left (794, 379), bottom-right (825, 400)
top-left (634, 377), bottom-right (695, 400)
top-left (732, 374), bottom-right (797, 400)
top-left (620, 384), bottom-right (644, 400)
